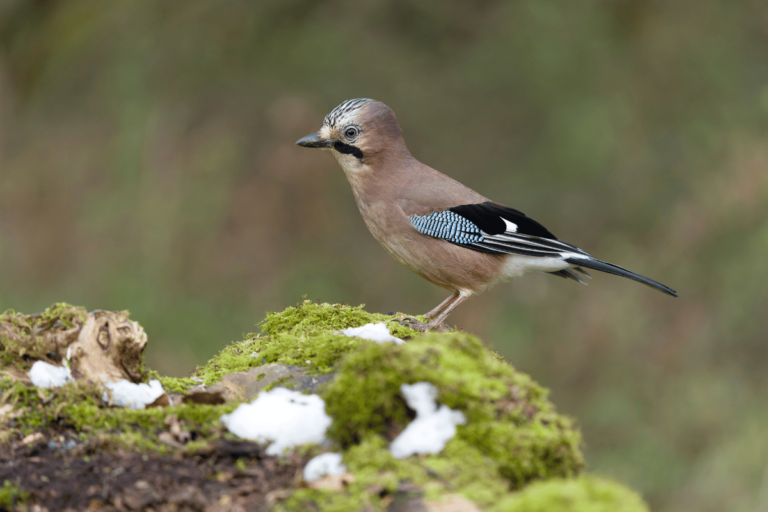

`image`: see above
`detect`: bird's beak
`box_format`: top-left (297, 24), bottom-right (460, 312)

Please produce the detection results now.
top-left (295, 132), bottom-right (333, 149)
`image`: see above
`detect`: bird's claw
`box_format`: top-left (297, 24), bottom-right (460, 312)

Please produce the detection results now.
top-left (394, 317), bottom-right (450, 333)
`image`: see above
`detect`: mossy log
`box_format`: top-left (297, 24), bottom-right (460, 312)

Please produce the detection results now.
top-left (0, 304), bottom-right (147, 385)
top-left (0, 301), bottom-right (648, 512)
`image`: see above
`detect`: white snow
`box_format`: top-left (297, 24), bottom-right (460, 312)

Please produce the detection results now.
top-left (389, 382), bottom-right (466, 459)
top-left (29, 360), bottom-right (74, 388)
top-left (303, 452), bottom-right (347, 482)
top-left (338, 322), bottom-right (404, 344)
top-left (220, 387), bottom-right (332, 455)
top-left (103, 379), bottom-right (165, 410)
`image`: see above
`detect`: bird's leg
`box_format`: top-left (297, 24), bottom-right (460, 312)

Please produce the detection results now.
top-left (424, 292), bottom-right (469, 331)
top-left (423, 292), bottom-right (460, 319)
top-left (397, 292), bottom-right (469, 332)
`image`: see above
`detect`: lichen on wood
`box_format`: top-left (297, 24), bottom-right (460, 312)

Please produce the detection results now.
top-left (0, 303), bottom-right (86, 371)
top-left (0, 303), bottom-right (148, 385)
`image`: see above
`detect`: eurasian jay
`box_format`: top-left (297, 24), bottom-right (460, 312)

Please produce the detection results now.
top-left (296, 99), bottom-right (677, 331)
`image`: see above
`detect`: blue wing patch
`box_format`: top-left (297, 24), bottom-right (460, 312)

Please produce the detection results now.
top-left (409, 211), bottom-right (484, 244)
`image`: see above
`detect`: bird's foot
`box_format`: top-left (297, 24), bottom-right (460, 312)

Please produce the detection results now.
top-left (394, 317), bottom-right (450, 333)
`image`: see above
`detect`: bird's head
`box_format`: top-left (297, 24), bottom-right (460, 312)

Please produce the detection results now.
top-left (296, 99), bottom-right (406, 172)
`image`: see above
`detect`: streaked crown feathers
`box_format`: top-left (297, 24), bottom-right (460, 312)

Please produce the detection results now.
top-left (323, 98), bottom-right (373, 128)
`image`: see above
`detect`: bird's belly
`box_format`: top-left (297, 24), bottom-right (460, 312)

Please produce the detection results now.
top-left (350, 194), bottom-right (504, 293)
top-left (369, 224), bottom-right (504, 293)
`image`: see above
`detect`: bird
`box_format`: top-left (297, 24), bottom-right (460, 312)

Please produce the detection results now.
top-left (296, 98), bottom-right (677, 331)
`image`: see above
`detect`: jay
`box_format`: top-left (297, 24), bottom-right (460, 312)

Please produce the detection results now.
top-left (296, 99), bottom-right (676, 331)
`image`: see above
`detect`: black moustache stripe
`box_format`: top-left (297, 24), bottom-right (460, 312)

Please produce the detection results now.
top-left (333, 141), bottom-right (363, 159)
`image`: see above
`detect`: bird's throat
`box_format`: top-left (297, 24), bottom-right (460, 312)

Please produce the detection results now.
top-left (333, 151), bottom-right (370, 180)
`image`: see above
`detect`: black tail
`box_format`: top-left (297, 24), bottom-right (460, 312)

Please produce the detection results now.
top-left (564, 257), bottom-right (677, 297)
top-left (548, 267), bottom-right (591, 285)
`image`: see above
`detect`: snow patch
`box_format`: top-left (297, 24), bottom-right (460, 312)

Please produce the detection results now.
top-left (29, 360), bottom-right (74, 388)
top-left (220, 387), bottom-right (332, 455)
top-left (338, 322), bottom-right (404, 344)
top-left (303, 452), bottom-right (347, 482)
top-left (103, 379), bottom-right (165, 410)
top-left (390, 382), bottom-right (466, 459)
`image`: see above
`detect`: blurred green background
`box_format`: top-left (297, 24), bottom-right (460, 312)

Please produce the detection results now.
top-left (1, 0), bottom-right (767, 510)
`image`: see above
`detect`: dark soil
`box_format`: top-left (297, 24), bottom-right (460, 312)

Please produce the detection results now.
top-left (0, 437), bottom-right (309, 512)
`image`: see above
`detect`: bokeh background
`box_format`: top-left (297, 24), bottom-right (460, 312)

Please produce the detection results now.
top-left (1, 1), bottom-right (767, 510)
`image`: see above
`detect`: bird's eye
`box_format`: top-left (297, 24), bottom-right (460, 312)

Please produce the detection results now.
top-left (344, 127), bottom-right (359, 139)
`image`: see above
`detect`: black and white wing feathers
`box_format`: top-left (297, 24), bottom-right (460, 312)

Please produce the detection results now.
top-left (409, 202), bottom-right (589, 258)
top-left (408, 201), bottom-right (677, 297)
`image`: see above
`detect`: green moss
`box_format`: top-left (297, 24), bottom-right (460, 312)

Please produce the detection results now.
top-left (0, 300), bottom-right (648, 512)
top-left (0, 303), bottom-right (87, 368)
top-left (283, 447), bottom-right (640, 512)
top-left (143, 370), bottom-right (200, 394)
top-left (343, 436), bottom-right (511, 505)
top-left (184, 439), bottom-right (212, 453)
top-left (63, 400), bottom-right (236, 432)
top-left (0, 376), bottom-right (235, 451)
top-left (282, 436), bottom-right (522, 511)
top-left (0, 480), bottom-right (29, 509)
top-left (193, 300), bottom-right (424, 384)
top-left (258, 299), bottom-right (422, 340)
top-left (489, 475), bottom-right (649, 512)
top-left (421, 438), bottom-right (511, 504)
top-left (157, 376), bottom-right (199, 395)
top-left (343, 436), bottom-right (436, 495)
top-left (1, 378), bottom-right (104, 434)
top-left (322, 332), bottom-right (584, 488)
top-left (282, 436), bottom-right (420, 512)
top-left (187, 300), bottom-right (585, 509)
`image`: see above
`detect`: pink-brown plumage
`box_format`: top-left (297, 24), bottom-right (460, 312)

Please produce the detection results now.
top-left (296, 99), bottom-right (676, 330)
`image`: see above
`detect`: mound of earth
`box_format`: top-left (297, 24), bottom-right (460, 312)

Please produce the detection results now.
top-left (0, 301), bottom-right (648, 512)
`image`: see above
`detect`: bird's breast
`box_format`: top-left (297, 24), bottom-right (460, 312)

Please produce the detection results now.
top-left (354, 199), bottom-right (505, 294)
top-left (339, 164), bottom-right (505, 293)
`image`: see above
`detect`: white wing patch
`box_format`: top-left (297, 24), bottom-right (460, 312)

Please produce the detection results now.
top-left (502, 218), bottom-right (518, 233)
